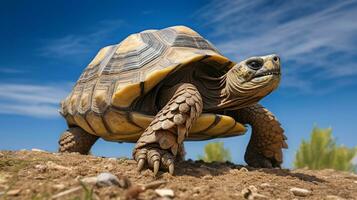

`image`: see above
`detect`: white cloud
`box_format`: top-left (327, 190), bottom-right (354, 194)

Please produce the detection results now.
top-left (39, 19), bottom-right (123, 58)
top-left (195, 0), bottom-right (357, 93)
top-left (0, 68), bottom-right (26, 74)
top-left (0, 83), bottom-right (73, 118)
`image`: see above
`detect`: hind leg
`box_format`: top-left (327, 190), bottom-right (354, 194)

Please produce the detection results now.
top-left (58, 127), bottom-right (99, 154)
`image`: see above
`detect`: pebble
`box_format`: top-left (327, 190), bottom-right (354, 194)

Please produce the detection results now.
top-left (103, 164), bottom-right (114, 170)
top-left (96, 172), bottom-right (120, 187)
top-left (34, 176), bottom-right (46, 180)
top-left (108, 157), bottom-right (117, 161)
top-left (229, 169), bottom-right (240, 174)
top-left (241, 185), bottom-right (268, 200)
top-left (193, 186), bottom-right (202, 194)
top-left (34, 164), bottom-right (47, 173)
top-left (125, 160), bottom-right (137, 164)
top-left (260, 183), bottom-right (271, 188)
top-left (290, 187), bottom-right (311, 197)
top-left (240, 167), bottom-right (249, 172)
top-left (52, 184), bottom-right (66, 190)
top-left (80, 172), bottom-right (131, 188)
top-left (326, 195), bottom-right (346, 200)
top-left (203, 175), bottom-right (213, 180)
top-left (242, 185), bottom-right (257, 199)
top-left (46, 161), bottom-right (72, 171)
top-left (7, 189), bottom-right (21, 196)
top-left (155, 188), bottom-right (175, 197)
top-left (354, 181), bottom-right (357, 184)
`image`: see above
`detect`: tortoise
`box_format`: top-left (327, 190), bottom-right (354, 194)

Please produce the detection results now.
top-left (59, 25), bottom-right (287, 175)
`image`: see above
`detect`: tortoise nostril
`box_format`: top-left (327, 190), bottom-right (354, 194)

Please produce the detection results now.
top-left (273, 56), bottom-right (279, 62)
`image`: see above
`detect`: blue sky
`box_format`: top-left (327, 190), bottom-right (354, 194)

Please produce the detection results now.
top-left (0, 0), bottom-right (356, 168)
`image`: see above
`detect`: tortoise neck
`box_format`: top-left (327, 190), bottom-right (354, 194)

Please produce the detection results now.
top-left (216, 69), bottom-right (261, 111)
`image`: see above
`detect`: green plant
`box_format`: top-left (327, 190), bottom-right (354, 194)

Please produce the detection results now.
top-left (79, 181), bottom-right (94, 200)
top-left (198, 142), bottom-right (231, 162)
top-left (294, 126), bottom-right (357, 172)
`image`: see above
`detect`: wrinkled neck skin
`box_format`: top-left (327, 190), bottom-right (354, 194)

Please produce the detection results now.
top-left (211, 68), bottom-right (279, 111)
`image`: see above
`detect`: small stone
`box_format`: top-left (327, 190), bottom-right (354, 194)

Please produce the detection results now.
top-left (253, 193), bottom-right (269, 199)
top-left (229, 169), bottom-right (240, 174)
top-left (7, 189), bottom-right (21, 196)
top-left (248, 185), bottom-right (258, 193)
top-left (34, 164), bottom-right (47, 173)
top-left (46, 161), bottom-right (72, 171)
top-left (290, 187), bottom-right (311, 197)
top-left (240, 167), bottom-right (249, 172)
top-left (108, 157), bottom-right (117, 161)
top-left (326, 195), bottom-right (346, 200)
top-left (34, 176), bottom-right (46, 180)
top-left (81, 177), bottom-right (98, 185)
top-left (155, 188), bottom-right (175, 197)
top-left (104, 164), bottom-right (114, 170)
top-left (203, 175), bottom-right (213, 180)
top-left (31, 148), bottom-right (46, 152)
top-left (193, 186), bottom-right (201, 194)
top-left (52, 184), bottom-right (66, 190)
top-left (241, 185), bottom-right (257, 199)
top-left (260, 183), bottom-right (271, 188)
top-left (125, 160), bottom-right (136, 164)
top-left (117, 175), bottom-right (131, 189)
top-left (96, 172), bottom-right (120, 187)
top-left (241, 187), bottom-right (253, 199)
top-left (354, 181), bottom-right (357, 184)
top-left (241, 185), bottom-right (268, 199)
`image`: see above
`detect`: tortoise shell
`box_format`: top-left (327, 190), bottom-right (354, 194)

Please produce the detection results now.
top-left (60, 26), bottom-right (246, 142)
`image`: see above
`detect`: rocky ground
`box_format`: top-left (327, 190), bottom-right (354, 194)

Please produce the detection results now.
top-left (0, 150), bottom-right (356, 200)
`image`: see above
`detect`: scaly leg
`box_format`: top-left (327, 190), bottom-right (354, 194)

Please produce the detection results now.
top-left (228, 104), bottom-right (288, 168)
top-left (58, 127), bottom-right (99, 154)
top-left (133, 83), bottom-right (202, 175)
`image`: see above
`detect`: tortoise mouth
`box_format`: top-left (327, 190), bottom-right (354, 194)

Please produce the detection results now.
top-left (253, 70), bottom-right (281, 79)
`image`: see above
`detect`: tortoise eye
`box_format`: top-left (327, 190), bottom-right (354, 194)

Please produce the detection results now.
top-left (247, 60), bottom-right (263, 70)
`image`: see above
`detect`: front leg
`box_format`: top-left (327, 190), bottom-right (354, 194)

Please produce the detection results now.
top-left (133, 83), bottom-right (202, 176)
top-left (229, 104), bottom-right (288, 168)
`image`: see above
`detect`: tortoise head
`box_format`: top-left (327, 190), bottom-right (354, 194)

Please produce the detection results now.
top-left (224, 54), bottom-right (281, 108)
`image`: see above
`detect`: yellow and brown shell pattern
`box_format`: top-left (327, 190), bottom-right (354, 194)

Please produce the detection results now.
top-left (60, 26), bottom-right (246, 142)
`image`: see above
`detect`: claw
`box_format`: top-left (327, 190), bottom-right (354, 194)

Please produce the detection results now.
top-left (168, 163), bottom-right (174, 175)
top-left (153, 160), bottom-right (160, 176)
top-left (137, 159), bottom-right (145, 172)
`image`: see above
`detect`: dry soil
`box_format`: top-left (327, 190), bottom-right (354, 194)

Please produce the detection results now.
top-left (0, 150), bottom-right (356, 200)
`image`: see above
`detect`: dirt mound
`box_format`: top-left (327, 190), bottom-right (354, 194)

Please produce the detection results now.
top-left (0, 150), bottom-right (356, 199)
